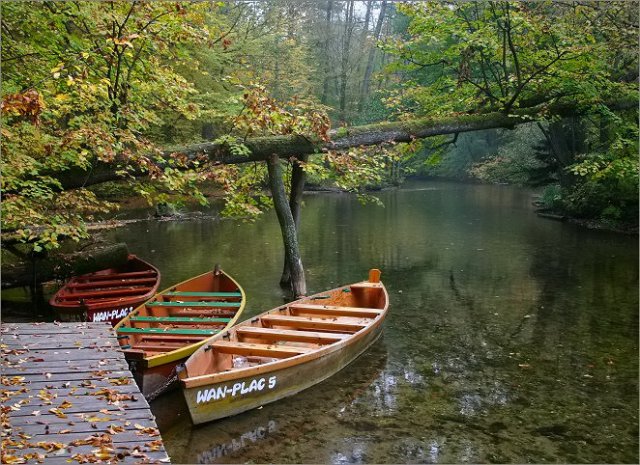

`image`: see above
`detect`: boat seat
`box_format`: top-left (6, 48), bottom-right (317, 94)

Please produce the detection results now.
top-left (146, 301), bottom-right (241, 308)
top-left (289, 304), bottom-right (383, 318)
top-left (57, 287), bottom-right (153, 299)
top-left (139, 334), bottom-right (205, 342)
top-left (68, 278), bottom-right (157, 289)
top-left (236, 326), bottom-right (349, 344)
top-left (134, 342), bottom-right (186, 352)
top-left (80, 270), bottom-right (157, 281)
top-left (350, 282), bottom-right (383, 289)
top-left (130, 316), bottom-right (231, 325)
top-left (174, 309), bottom-right (237, 318)
top-left (260, 315), bottom-right (367, 333)
top-left (164, 291), bottom-right (242, 298)
top-left (117, 327), bottom-right (219, 336)
top-left (209, 340), bottom-right (313, 358)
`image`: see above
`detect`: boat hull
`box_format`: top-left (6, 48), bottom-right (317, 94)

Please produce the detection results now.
top-left (115, 267), bottom-right (246, 400)
top-left (49, 255), bottom-right (160, 326)
top-left (182, 318), bottom-right (383, 424)
top-left (55, 301), bottom-right (141, 324)
top-left (132, 357), bottom-right (184, 399)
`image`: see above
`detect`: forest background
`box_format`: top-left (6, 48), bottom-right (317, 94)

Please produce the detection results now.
top-left (1, 1), bottom-right (638, 292)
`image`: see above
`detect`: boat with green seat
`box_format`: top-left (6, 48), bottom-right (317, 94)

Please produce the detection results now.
top-left (114, 266), bottom-right (246, 399)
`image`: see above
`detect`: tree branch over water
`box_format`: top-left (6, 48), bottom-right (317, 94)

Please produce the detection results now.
top-left (56, 97), bottom-right (638, 190)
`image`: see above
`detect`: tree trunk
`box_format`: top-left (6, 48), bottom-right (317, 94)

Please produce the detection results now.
top-left (266, 154), bottom-right (307, 298)
top-left (339, 1), bottom-right (355, 123)
top-left (2, 242), bottom-right (130, 289)
top-left (359, 1), bottom-right (387, 113)
top-left (280, 154), bottom-right (308, 285)
top-left (320, 1), bottom-right (333, 105)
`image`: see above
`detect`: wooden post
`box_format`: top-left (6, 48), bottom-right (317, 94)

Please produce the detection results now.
top-left (266, 154), bottom-right (307, 298)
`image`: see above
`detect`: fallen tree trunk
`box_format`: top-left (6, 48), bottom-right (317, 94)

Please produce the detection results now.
top-left (53, 98), bottom-right (637, 189)
top-left (2, 242), bottom-right (129, 289)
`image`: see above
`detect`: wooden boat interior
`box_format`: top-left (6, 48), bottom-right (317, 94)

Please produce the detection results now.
top-left (54, 262), bottom-right (159, 305)
top-left (184, 270), bottom-right (386, 379)
top-left (117, 271), bottom-right (243, 359)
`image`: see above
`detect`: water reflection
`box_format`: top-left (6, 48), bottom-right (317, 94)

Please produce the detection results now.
top-left (161, 342), bottom-right (389, 463)
top-left (196, 420), bottom-right (277, 464)
top-left (112, 181), bottom-right (637, 463)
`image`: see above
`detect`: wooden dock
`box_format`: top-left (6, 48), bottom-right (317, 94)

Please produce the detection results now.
top-left (1, 322), bottom-right (170, 464)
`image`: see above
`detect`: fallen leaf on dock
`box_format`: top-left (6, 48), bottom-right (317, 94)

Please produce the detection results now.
top-left (58, 400), bottom-right (73, 409)
top-left (48, 408), bottom-right (67, 418)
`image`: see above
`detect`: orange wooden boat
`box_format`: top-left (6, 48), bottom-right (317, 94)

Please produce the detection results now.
top-left (114, 266), bottom-right (246, 399)
top-left (178, 269), bottom-right (388, 425)
top-left (49, 254), bottom-right (160, 326)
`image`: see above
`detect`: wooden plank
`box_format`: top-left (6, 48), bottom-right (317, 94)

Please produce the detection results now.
top-left (9, 416), bottom-right (157, 435)
top-left (260, 315), bottom-right (367, 332)
top-left (8, 407), bottom-right (152, 425)
top-left (139, 334), bottom-right (203, 342)
top-left (5, 383), bottom-right (140, 401)
top-left (133, 343), bottom-right (188, 352)
top-left (289, 303), bottom-right (383, 318)
top-left (236, 326), bottom-right (348, 344)
top-left (210, 340), bottom-right (312, 358)
top-left (56, 286), bottom-right (153, 300)
top-left (130, 316), bottom-right (231, 324)
top-left (1, 326), bottom-right (113, 335)
top-left (173, 309), bottom-right (237, 318)
top-left (68, 278), bottom-right (157, 289)
top-left (350, 282), bottom-right (383, 289)
top-left (2, 374), bottom-right (135, 390)
top-left (4, 371), bottom-right (134, 385)
top-left (2, 359), bottom-right (129, 375)
top-left (9, 398), bottom-right (151, 418)
top-left (146, 301), bottom-right (241, 308)
top-left (3, 351), bottom-right (128, 363)
top-left (117, 327), bottom-right (219, 336)
top-left (164, 291), bottom-right (242, 297)
top-left (2, 339), bottom-right (119, 350)
top-left (5, 390), bottom-right (148, 411)
top-left (77, 270), bottom-right (157, 281)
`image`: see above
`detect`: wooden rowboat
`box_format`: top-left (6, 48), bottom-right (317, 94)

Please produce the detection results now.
top-left (178, 269), bottom-right (388, 425)
top-left (114, 266), bottom-right (245, 399)
top-left (49, 254), bottom-right (160, 326)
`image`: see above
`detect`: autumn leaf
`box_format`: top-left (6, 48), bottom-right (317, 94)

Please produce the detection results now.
top-left (48, 408), bottom-right (67, 418)
top-left (106, 424), bottom-right (125, 434)
top-left (35, 440), bottom-right (66, 452)
top-left (58, 400), bottom-right (73, 410)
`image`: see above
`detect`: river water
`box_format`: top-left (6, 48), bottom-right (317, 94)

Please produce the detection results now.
top-left (49, 181), bottom-right (640, 462)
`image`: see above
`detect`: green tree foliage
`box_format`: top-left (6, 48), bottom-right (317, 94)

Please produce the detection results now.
top-left (1, 1), bottom-right (228, 250)
top-left (383, 1), bottom-right (637, 115)
top-left (382, 1), bottom-right (638, 224)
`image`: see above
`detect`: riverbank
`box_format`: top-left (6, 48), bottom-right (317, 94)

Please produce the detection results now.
top-left (93, 179), bottom-right (638, 236)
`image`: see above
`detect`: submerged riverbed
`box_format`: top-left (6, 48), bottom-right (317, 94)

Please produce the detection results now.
top-left (10, 180), bottom-right (639, 463)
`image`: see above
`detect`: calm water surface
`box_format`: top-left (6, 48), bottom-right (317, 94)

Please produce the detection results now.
top-left (103, 181), bottom-right (637, 463)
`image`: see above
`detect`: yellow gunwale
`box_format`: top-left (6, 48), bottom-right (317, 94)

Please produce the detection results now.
top-left (114, 269), bottom-right (246, 369)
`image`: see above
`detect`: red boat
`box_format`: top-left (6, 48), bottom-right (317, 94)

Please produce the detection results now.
top-left (49, 254), bottom-right (161, 326)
